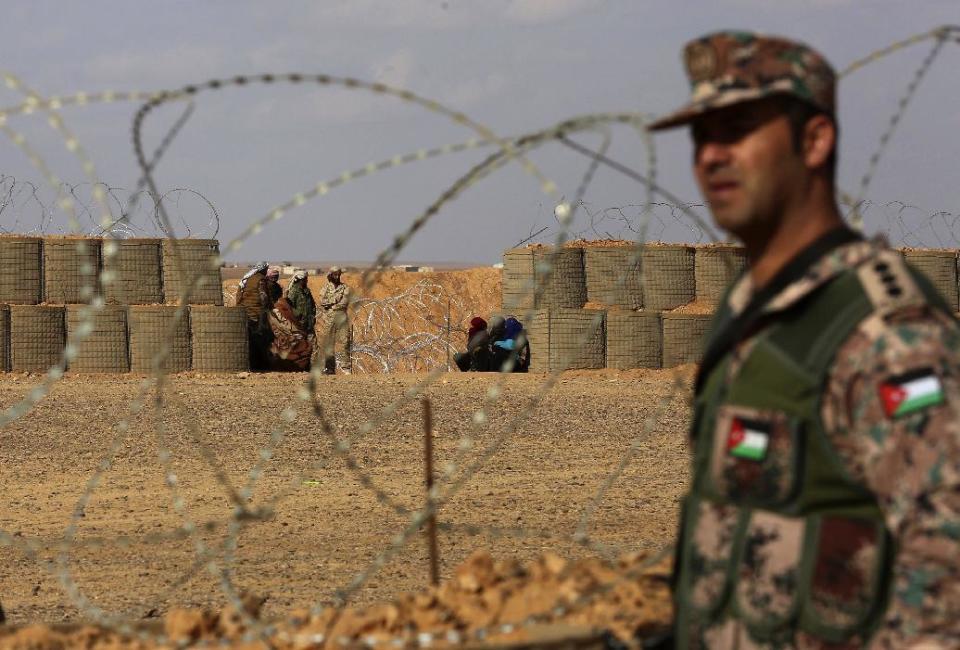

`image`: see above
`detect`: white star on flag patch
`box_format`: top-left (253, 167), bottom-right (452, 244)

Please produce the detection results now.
top-left (726, 417), bottom-right (770, 461)
top-left (878, 368), bottom-right (944, 418)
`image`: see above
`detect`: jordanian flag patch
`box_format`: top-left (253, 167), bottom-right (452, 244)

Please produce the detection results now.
top-left (727, 417), bottom-right (770, 461)
top-left (879, 369), bottom-right (945, 418)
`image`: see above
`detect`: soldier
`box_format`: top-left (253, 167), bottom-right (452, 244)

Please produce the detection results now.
top-left (314, 266), bottom-right (352, 375)
top-left (235, 261), bottom-right (274, 371)
top-left (648, 32), bottom-right (960, 647)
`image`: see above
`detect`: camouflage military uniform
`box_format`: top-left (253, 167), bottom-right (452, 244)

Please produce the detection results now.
top-left (682, 237), bottom-right (960, 648)
top-left (314, 279), bottom-right (352, 373)
top-left (650, 30), bottom-right (960, 648)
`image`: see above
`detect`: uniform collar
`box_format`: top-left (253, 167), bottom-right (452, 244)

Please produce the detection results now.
top-left (725, 233), bottom-right (879, 317)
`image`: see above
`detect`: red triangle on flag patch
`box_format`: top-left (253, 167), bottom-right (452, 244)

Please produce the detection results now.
top-left (727, 418), bottom-right (746, 450)
top-left (878, 383), bottom-right (907, 418)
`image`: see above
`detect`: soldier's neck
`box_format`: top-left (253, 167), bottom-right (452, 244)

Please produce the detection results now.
top-left (746, 198), bottom-right (845, 290)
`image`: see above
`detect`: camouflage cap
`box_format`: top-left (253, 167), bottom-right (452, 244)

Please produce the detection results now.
top-left (648, 31), bottom-right (836, 131)
top-left (328, 265), bottom-right (342, 274)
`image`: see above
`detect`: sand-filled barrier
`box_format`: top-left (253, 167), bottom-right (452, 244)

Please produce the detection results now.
top-left (694, 244), bottom-right (747, 308)
top-left (641, 244), bottom-right (694, 311)
top-left (525, 308), bottom-right (605, 372)
top-left (583, 246), bottom-right (643, 309)
top-left (190, 305), bottom-right (249, 372)
top-left (162, 239), bottom-right (224, 306)
top-left (661, 312), bottom-right (711, 367)
top-left (0, 304), bottom-right (10, 371)
top-left (128, 305), bottom-right (192, 373)
top-left (43, 236), bottom-right (102, 303)
top-left (901, 248), bottom-right (959, 311)
top-left (0, 235), bottom-right (43, 304)
top-left (10, 305), bottom-right (65, 372)
top-left (66, 305), bottom-right (129, 373)
top-left (501, 247), bottom-right (586, 310)
top-left (103, 238), bottom-right (163, 304)
top-left (605, 310), bottom-right (661, 369)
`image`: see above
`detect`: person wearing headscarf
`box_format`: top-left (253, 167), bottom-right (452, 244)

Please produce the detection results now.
top-left (267, 292), bottom-right (313, 372)
top-left (312, 266), bottom-right (352, 375)
top-left (265, 266), bottom-right (282, 305)
top-left (285, 270), bottom-right (317, 334)
top-left (235, 261), bottom-right (274, 370)
top-left (491, 316), bottom-right (529, 372)
top-left (455, 316), bottom-right (490, 372)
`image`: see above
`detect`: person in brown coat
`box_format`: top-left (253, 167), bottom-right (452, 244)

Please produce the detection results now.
top-left (235, 261), bottom-right (273, 370)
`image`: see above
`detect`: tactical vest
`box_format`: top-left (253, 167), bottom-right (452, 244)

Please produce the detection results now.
top-left (674, 248), bottom-right (952, 647)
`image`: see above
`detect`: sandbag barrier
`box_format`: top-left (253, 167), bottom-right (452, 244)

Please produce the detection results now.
top-left (694, 244), bottom-right (747, 308)
top-left (583, 246), bottom-right (643, 309)
top-left (128, 305), bottom-right (192, 373)
top-left (103, 238), bottom-right (164, 305)
top-left (189, 305), bottom-right (250, 372)
top-left (0, 304), bottom-right (244, 374)
top-left (161, 238), bottom-right (224, 306)
top-left (0, 236), bottom-right (224, 306)
top-left (505, 308), bottom-right (604, 372)
top-left (501, 247), bottom-right (587, 310)
top-left (503, 244), bottom-right (960, 369)
top-left (900, 248), bottom-right (959, 312)
top-left (605, 310), bottom-right (661, 369)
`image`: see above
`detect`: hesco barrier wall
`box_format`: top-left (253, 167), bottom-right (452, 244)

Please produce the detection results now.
top-left (501, 248), bottom-right (586, 310)
top-left (605, 310), bottom-right (661, 369)
top-left (518, 308), bottom-right (605, 372)
top-left (190, 306), bottom-right (249, 372)
top-left (104, 238), bottom-right (163, 304)
top-left (43, 237), bottom-right (102, 304)
top-left (128, 305), bottom-right (192, 373)
top-left (583, 247), bottom-right (643, 309)
top-left (162, 239), bottom-right (224, 306)
top-left (0, 236), bottom-right (42, 304)
top-left (519, 309), bottom-right (550, 373)
top-left (641, 244), bottom-right (695, 311)
top-left (662, 312), bottom-right (711, 367)
top-left (0, 305), bottom-right (10, 371)
top-left (66, 305), bottom-right (129, 373)
top-left (694, 245), bottom-right (747, 308)
top-left (901, 249), bottom-right (959, 311)
top-left (10, 305), bottom-right (65, 372)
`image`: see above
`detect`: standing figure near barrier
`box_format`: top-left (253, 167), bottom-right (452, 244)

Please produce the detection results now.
top-left (649, 31), bottom-right (960, 648)
top-left (235, 261), bottom-right (274, 371)
top-left (314, 266), bottom-right (352, 375)
top-left (265, 266), bottom-right (282, 305)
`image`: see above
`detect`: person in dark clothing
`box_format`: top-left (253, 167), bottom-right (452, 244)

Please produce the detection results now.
top-left (265, 266), bottom-right (282, 305)
top-left (491, 316), bottom-right (529, 372)
top-left (454, 316), bottom-right (490, 372)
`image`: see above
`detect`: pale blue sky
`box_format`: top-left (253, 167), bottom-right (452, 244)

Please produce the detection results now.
top-left (2, 1), bottom-right (958, 263)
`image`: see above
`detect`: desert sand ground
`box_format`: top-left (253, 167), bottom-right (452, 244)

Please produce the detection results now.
top-left (0, 367), bottom-right (693, 627)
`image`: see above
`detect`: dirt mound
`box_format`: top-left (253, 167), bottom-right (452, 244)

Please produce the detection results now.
top-left (0, 551), bottom-right (672, 648)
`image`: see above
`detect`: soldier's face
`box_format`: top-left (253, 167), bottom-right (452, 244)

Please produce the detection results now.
top-left (691, 98), bottom-right (806, 240)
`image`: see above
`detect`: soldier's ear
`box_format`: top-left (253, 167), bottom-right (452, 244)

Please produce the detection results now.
top-left (802, 114), bottom-right (835, 171)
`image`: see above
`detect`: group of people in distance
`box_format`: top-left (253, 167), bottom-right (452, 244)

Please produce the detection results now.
top-left (234, 263), bottom-right (352, 374)
top-left (454, 315), bottom-right (530, 373)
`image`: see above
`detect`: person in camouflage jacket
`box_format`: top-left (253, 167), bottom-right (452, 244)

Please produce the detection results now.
top-left (313, 266), bottom-right (352, 375)
top-left (648, 31), bottom-right (960, 648)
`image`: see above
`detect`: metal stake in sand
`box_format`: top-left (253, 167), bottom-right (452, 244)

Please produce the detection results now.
top-left (422, 397), bottom-right (441, 586)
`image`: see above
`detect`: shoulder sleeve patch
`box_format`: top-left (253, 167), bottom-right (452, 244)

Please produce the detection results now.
top-left (878, 367), bottom-right (945, 418)
top-left (856, 250), bottom-right (924, 313)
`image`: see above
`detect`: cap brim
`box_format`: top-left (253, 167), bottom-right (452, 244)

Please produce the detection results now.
top-left (648, 87), bottom-right (774, 131)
